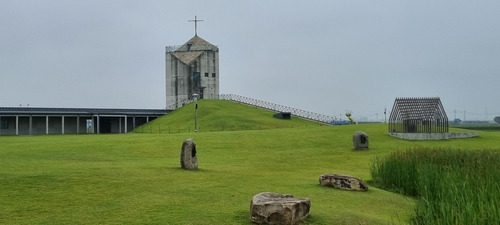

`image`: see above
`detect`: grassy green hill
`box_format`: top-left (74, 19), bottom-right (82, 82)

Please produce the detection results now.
top-left (1, 100), bottom-right (499, 224)
top-left (133, 99), bottom-right (324, 133)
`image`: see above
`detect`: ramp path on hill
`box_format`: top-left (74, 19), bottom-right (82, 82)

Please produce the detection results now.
top-left (167, 94), bottom-right (336, 124)
top-left (219, 94), bottom-right (335, 124)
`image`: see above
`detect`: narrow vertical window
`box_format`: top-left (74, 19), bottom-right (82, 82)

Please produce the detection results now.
top-left (0, 119), bottom-right (8, 129)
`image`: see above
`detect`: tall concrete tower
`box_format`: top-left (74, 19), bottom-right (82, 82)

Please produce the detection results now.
top-left (165, 35), bottom-right (219, 109)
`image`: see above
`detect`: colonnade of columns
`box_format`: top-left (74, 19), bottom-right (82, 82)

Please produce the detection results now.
top-left (0, 115), bottom-right (154, 136)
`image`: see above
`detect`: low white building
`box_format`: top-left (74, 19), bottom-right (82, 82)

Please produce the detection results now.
top-left (0, 107), bottom-right (167, 135)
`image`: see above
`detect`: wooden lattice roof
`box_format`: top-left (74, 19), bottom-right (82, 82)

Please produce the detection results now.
top-left (390, 97), bottom-right (447, 121)
top-left (389, 97), bottom-right (448, 133)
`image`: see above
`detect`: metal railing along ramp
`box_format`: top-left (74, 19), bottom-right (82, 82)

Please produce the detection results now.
top-left (219, 94), bottom-right (334, 124)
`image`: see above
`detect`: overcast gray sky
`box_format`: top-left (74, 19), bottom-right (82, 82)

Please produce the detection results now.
top-left (1, 0), bottom-right (499, 121)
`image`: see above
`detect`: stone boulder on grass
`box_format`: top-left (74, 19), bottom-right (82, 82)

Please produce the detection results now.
top-left (250, 192), bottom-right (310, 224)
top-left (319, 174), bottom-right (368, 191)
top-left (353, 131), bottom-right (369, 150)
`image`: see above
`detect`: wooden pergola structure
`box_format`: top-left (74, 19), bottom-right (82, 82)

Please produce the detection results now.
top-left (389, 97), bottom-right (448, 133)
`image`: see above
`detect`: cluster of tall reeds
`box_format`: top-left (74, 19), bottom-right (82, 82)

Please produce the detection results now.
top-left (371, 147), bottom-right (500, 225)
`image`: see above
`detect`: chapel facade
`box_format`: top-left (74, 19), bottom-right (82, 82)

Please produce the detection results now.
top-left (165, 35), bottom-right (219, 109)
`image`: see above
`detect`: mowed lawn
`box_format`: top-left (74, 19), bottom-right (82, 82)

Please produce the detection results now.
top-left (1, 102), bottom-right (499, 224)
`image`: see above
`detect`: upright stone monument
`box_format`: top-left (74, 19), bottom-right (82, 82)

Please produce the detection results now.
top-left (180, 138), bottom-right (198, 170)
top-left (353, 131), bottom-right (369, 150)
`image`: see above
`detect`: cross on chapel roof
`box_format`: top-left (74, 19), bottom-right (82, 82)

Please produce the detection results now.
top-left (188, 16), bottom-right (203, 36)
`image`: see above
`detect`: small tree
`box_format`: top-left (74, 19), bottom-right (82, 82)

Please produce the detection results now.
top-left (345, 111), bottom-right (355, 124)
top-left (494, 116), bottom-right (500, 123)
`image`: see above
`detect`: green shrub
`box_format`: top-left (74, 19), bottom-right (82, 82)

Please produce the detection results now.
top-left (371, 148), bottom-right (500, 225)
top-left (371, 150), bottom-right (419, 196)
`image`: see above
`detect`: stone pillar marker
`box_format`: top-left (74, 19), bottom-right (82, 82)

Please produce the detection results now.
top-left (353, 131), bottom-right (369, 150)
top-left (180, 138), bottom-right (198, 170)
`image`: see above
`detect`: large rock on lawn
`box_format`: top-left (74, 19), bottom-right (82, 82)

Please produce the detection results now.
top-left (353, 131), bottom-right (369, 150)
top-left (250, 192), bottom-right (310, 224)
top-left (319, 174), bottom-right (368, 191)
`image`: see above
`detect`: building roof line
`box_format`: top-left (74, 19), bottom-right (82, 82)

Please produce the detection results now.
top-left (0, 107), bottom-right (169, 116)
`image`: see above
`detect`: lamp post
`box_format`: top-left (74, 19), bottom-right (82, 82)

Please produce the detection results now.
top-left (193, 94), bottom-right (198, 132)
top-left (384, 107), bottom-right (387, 123)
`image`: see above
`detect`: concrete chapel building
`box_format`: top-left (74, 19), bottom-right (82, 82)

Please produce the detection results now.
top-left (165, 35), bottom-right (219, 109)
